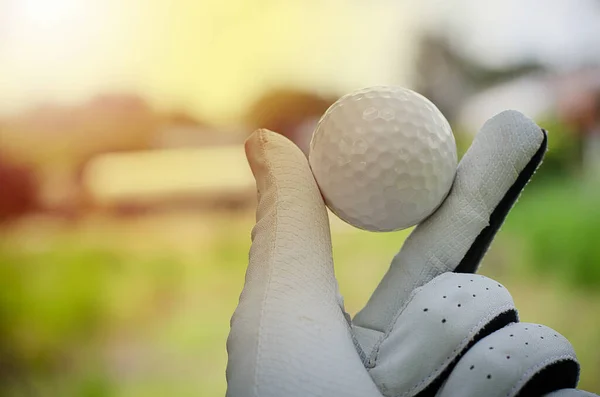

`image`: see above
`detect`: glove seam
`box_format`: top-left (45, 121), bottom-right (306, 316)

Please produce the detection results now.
top-left (368, 272), bottom-right (450, 368)
top-left (403, 302), bottom-right (516, 397)
top-left (367, 284), bottom-right (422, 368)
top-left (253, 131), bottom-right (278, 397)
top-left (507, 354), bottom-right (579, 397)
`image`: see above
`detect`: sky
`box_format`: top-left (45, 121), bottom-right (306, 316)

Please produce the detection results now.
top-left (1, 0), bottom-right (599, 124)
top-left (0, 0), bottom-right (418, 123)
top-left (423, 0), bottom-right (600, 69)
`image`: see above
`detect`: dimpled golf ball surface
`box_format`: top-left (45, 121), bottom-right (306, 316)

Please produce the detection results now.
top-left (309, 86), bottom-right (457, 232)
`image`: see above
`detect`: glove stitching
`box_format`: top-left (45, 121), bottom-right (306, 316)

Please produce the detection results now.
top-left (506, 354), bottom-right (578, 397)
top-left (367, 280), bottom-right (427, 368)
top-left (369, 271), bottom-right (452, 368)
top-left (253, 131), bottom-right (278, 397)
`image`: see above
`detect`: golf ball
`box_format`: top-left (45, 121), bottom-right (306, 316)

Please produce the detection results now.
top-left (308, 86), bottom-right (457, 232)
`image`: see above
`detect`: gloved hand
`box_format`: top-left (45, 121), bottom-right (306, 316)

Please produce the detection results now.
top-left (226, 110), bottom-right (598, 397)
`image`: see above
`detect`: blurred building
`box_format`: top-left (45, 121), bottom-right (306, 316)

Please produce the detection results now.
top-left (153, 111), bottom-right (247, 149)
top-left (0, 94), bottom-right (261, 220)
top-left (457, 72), bottom-right (556, 132)
top-left (80, 145), bottom-right (256, 215)
top-left (457, 68), bottom-right (600, 175)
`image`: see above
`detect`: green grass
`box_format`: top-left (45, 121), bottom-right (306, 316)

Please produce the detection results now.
top-left (504, 174), bottom-right (600, 287)
top-left (1, 199), bottom-right (599, 396)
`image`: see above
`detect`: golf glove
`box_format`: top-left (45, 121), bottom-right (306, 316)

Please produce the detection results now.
top-left (226, 110), bottom-right (598, 397)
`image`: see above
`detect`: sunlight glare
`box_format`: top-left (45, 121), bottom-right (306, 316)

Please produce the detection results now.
top-left (16, 0), bottom-right (83, 26)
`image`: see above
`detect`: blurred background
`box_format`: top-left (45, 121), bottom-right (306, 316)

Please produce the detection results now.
top-left (1, 0), bottom-right (599, 395)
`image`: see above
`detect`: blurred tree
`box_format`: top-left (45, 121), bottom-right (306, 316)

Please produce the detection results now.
top-left (0, 154), bottom-right (39, 222)
top-left (80, 93), bottom-right (160, 156)
top-left (246, 88), bottom-right (336, 155)
top-left (535, 117), bottom-right (581, 179)
top-left (165, 110), bottom-right (205, 128)
top-left (0, 94), bottom-right (164, 217)
top-left (154, 110), bottom-right (245, 148)
top-left (0, 94), bottom-right (160, 168)
top-left (557, 85), bottom-right (600, 175)
top-left (413, 33), bottom-right (544, 122)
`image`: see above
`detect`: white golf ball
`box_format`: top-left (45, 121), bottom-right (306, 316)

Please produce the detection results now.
top-left (308, 86), bottom-right (457, 232)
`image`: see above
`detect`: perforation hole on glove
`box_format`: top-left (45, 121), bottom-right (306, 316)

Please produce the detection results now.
top-left (435, 323), bottom-right (580, 397)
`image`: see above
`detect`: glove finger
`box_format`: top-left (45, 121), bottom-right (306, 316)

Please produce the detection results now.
top-left (356, 272), bottom-right (518, 396)
top-left (227, 129), bottom-right (381, 396)
top-left (437, 323), bottom-right (579, 397)
top-left (353, 110), bottom-right (547, 333)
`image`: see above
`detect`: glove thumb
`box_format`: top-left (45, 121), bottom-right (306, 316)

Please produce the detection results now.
top-left (227, 129), bottom-right (380, 396)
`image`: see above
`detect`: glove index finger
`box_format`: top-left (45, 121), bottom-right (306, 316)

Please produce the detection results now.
top-left (353, 110), bottom-right (547, 335)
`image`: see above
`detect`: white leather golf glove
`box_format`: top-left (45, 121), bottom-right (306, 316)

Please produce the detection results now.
top-left (226, 110), bottom-right (598, 397)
